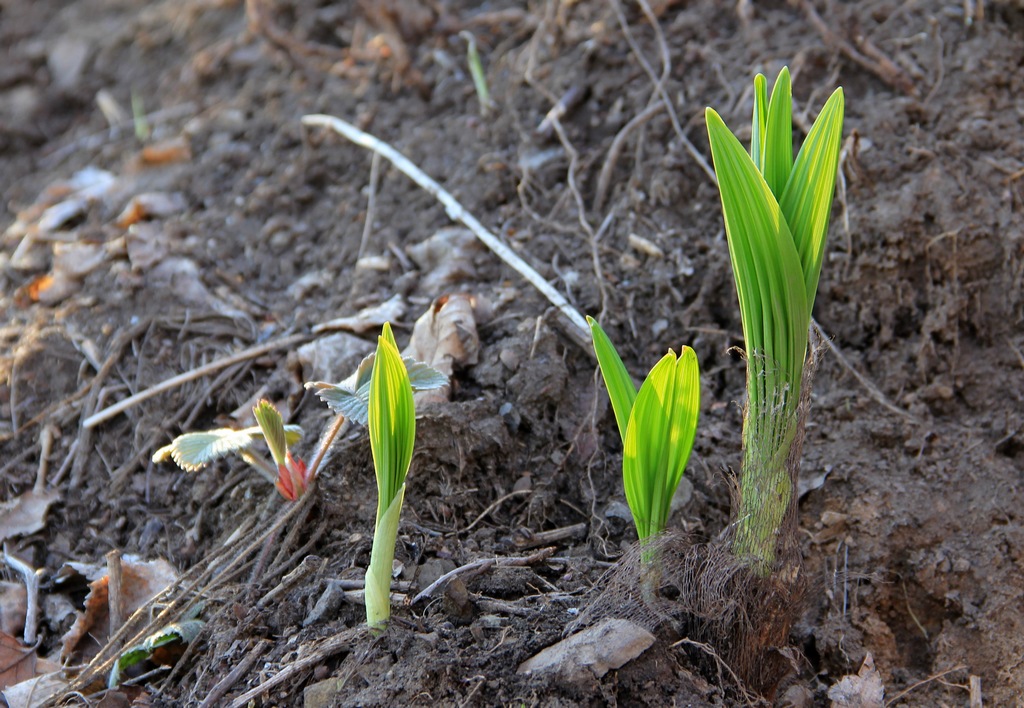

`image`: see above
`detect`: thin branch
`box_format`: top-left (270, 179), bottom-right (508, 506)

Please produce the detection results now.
top-left (226, 631), bottom-right (360, 708)
top-left (301, 114), bottom-right (592, 355)
top-left (460, 489), bottom-right (532, 535)
top-left (83, 332), bottom-right (313, 429)
top-left (593, 101), bottom-right (666, 211)
top-left (609, 0), bottom-right (716, 184)
top-left (801, 0), bottom-right (917, 96)
top-left (812, 319), bottom-right (921, 423)
top-left (411, 547), bottom-right (556, 604)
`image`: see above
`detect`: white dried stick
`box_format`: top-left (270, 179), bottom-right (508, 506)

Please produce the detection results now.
top-left (301, 114), bottom-right (592, 352)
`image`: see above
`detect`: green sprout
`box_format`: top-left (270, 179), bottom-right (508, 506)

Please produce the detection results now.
top-left (153, 403), bottom-right (306, 501)
top-left (460, 31), bottom-right (495, 116)
top-left (588, 317), bottom-right (700, 542)
top-left (109, 605), bottom-right (204, 688)
top-left (364, 322), bottom-right (416, 630)
top-left (705, 67), bottom-right (844, 575)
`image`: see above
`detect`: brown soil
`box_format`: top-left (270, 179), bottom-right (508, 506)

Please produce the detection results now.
top-left (2, 0), bottom-right (1023, 706)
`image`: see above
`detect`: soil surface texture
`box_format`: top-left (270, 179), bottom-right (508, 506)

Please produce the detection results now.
top-left (1, 0), bottom-right (1023, 706)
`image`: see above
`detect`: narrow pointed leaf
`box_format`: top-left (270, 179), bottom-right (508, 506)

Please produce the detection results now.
top-left (750, 73), bottom-right (768, 170)
top-left (762, 67), bottom-right (793, 197)
top-left (706, 108), bottom-right (808, 399)
top-left (253, 400), bottom-right (288, 468)
top-left (587, 316), bottom-right (637, 443)
top-left (621, 348), bottom-right (700, 540)
top-left (369, 323), bottom-right (415, 520)
top-left (365, 484), bottom-right (405, 629)
top-left (779, 87), bottom-right (845, 309)
top-left (381, 320), bottom-right (399, 349)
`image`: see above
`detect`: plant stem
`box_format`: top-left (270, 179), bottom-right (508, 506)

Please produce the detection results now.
top-left (731, 356), bottom-right (801, 575)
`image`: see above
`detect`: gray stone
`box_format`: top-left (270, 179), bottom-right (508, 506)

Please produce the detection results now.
top-left (517, 618), bottom-right (655, 679)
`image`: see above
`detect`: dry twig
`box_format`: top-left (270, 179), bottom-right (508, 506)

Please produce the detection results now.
top-left (812, 319), bottom-right (921, 423)
top-left (226, 631), bottom-right (361, 708)
top-left (800, 0), bottom-right (917, 96)
top-left (411, 547), bottom-right (556, 604)
top-left (593, 101), bottom-right (666, 212)
top-left (301, 114), bottom-right (592, 354)
top-left (197, 640), bottom-right (270, 708)
top-left (83, 331), bottom-right (313, 429)
top-left (609, 0), bottom-right (716, 184)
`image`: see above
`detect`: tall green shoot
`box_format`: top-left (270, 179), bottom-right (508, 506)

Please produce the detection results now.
top-left (705, 67), bottom-right (844, 575)
top-left (365, 322), bottom-right (416, 630)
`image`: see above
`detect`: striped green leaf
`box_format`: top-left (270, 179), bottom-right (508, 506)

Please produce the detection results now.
top-left (780, 87), bottom-right (845, 310)
top-left (587, 316), bottom-right (638, 443)
top-left (706, 67), bottom-right (844, 574)
top-left (706, 106), bottom-right (808, 407)
top-left (253, 400), bottom-right (288, 468)
top-left (369, 323), bottom-right (415, 523)
top-left (366, 321), bottom-right (416, 629)
top-left (622, 347), bottom-right (700, 540)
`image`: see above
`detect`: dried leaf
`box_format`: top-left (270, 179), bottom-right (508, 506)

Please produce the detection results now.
top-left (0, 582), bottom-right (27, 637)
top-left (139, 137), bottom-right (191, 165)
top-left (125, 222), bottom-right (169, 271)
top-left (0, 631), bottom-right (35, 691)
top-left (61, 557), bottom-right (177, 664)
top-left (52, 241), bottom-right (107, 278)
top-left (0, 490), bottom-right (60, 544)
top-left (403, 294), bottom-right (478, 404)
top-left (828, 653), bottom-right (885, 708)
top-left (313, 294), bottom-right (406, 334)
top-left (115, 192), bottom-right (186, 228)
top-left (2, 670), bottom-right (67, 708)
top-left (406, 227), bottom-right (481, 291)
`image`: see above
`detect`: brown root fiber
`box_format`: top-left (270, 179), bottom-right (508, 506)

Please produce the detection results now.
top-left (572, 533), bottom-right (804, 698)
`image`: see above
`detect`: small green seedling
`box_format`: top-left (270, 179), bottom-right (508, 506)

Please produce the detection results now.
top-left (306, 352), bottom-right (447, 427)
top-left (153, 403), bottom-right (307, 501)
top-left (460, 31), bottom-right (495, 116)
top-left (109, 605), bottom-right (204, 688)
top-left (705, 67), bottom-right (844, 574)
top-left (588, 317), bottom-right (700, 541)
top-left (363, 322), bottom-right (416, 630)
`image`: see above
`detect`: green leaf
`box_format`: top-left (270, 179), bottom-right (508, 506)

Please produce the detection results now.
top-left (307, 382), bottom-right (371, 426)
top-left (253, 400), bottom-right (288, 468)
top-left (110, 643), bottom-right (151, 688)
top-left (587, 316), bottom-right (638, 443)
top-left (706, 107), bottom-right (808, 407)
top-left (762, 67), bottom-right (793, 198)
top-left (307, 355), bottom-right (447, 428)
top-left (153, 424), bottom-right (301, 472)
top-left (364, 484), bottom-right (405, 629)
top-left (405, 359), bottom-right (450, 391)
top-left (369, 323), bottom-right (415, 516)
top-left (109, 618), bottom-right (204, 688)
top-left (750, 73), bottom-right (768, 170)
top-left (146, 619), bottom-right (205, 649)
top-left (621, 347), bottom-right (700, 540)
top-left (707, 69), bottom-right (845, 575)
top-left (779, 86), bottom-right (845, 310)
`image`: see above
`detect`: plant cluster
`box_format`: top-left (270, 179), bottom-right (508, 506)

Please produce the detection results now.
top-left (155, 68), bottom-right (844, 647)
top-left (587, 66), bottom-right (844, 579)
top-left (156, 322), bottom-right (444, 630)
